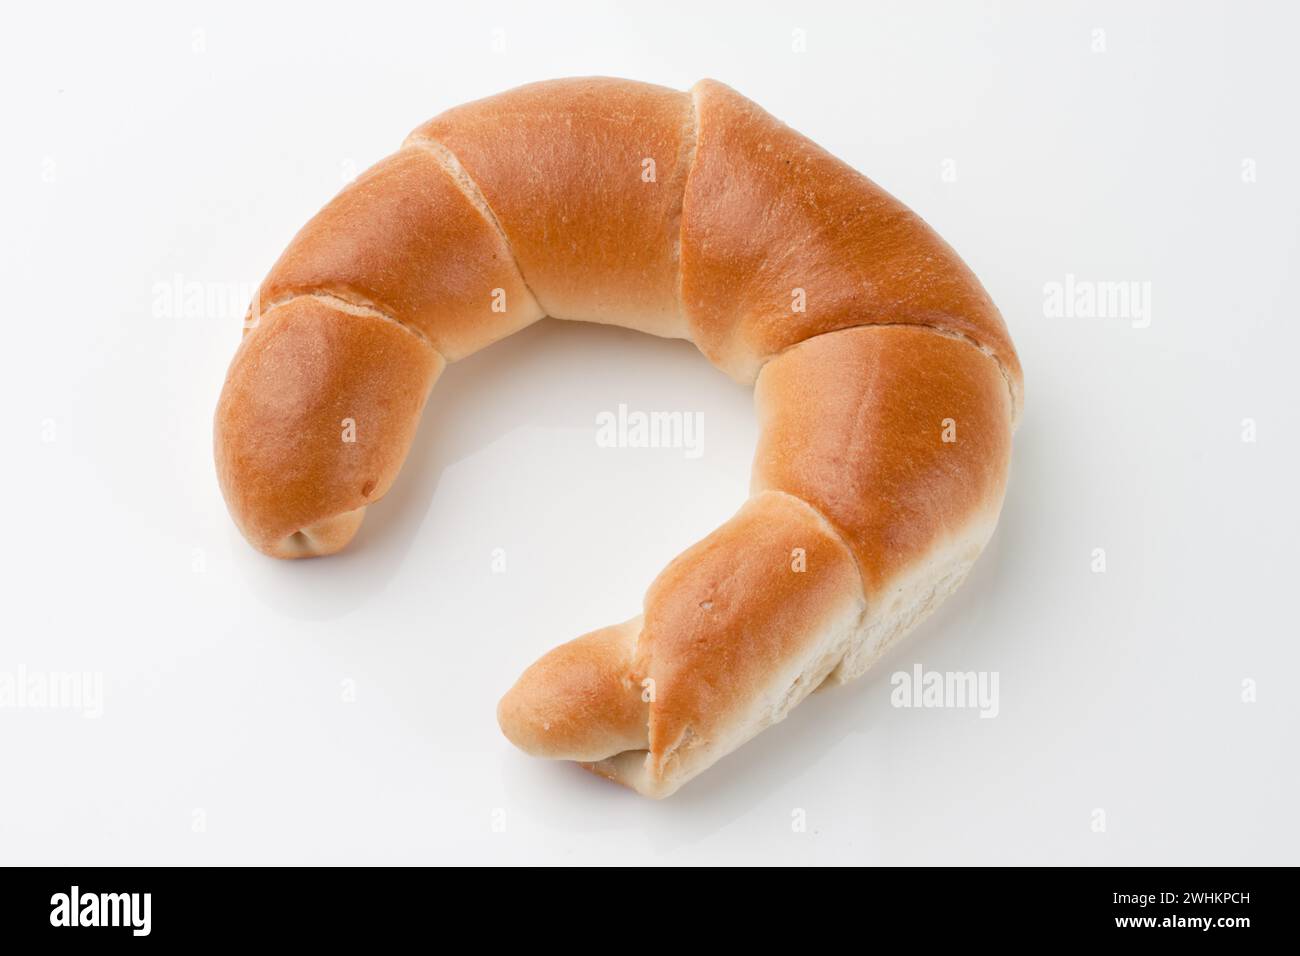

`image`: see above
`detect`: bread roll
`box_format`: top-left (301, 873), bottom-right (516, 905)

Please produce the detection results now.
top-left (215, 78), bottom-right (1022, 796)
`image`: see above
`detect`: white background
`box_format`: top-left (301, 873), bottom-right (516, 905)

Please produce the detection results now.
top-left (2, 0), bottom-right (1297, 865)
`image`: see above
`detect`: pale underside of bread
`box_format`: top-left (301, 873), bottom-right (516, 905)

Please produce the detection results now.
top-left (214, 77), bottom-right (1023, 797)
top-left (583, 512), bottom-right (998, 799)
top-left (502, 325), bottom-right (1012, 798)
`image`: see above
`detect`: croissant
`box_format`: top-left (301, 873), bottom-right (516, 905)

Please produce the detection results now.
top-left (215, 78), bottom-right (1023, 798)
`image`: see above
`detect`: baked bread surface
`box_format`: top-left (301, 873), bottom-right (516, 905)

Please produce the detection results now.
top-left (215, 78), bottom-right (1022, 797)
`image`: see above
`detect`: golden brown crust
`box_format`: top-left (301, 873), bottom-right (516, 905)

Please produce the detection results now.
top-left (411, 77), bottom-right (694, 338)
top-left (215, 77), bottom-right (1022, 797)
top-left (752, 325), bottom-right (1012, 594)
top-left (635, 491), bottom-right (864, 778)
top-left (496, 491), bottom-right (865, 797)
top-left (214, 296), bottom-right (442, 556)
top-left (258, 147), bottom-right (543, 361)
top-left (681, 80), bottom-right (1023, 414)
top-left (497, 618), bottom-right (649, 762)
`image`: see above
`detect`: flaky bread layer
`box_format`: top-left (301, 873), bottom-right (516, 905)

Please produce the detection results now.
top-left (753, 325), bottom-right (1014, 594)
top-left (498, 490), bottom-right (867, 798)
top-left (410, 77), bottom-right (695, 339)
top-left (499, 325), bottom-right (1013, 797)
top-left (580, 497), bottom-right (1001, 798)
top-left (682, 80), bottom-right (1022, 416)
top-left (257, 146), bottom-right (544, 361)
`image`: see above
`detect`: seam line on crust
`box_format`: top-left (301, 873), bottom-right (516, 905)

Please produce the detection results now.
top-left (752, 487), bottom-right (871, 629)
top-left (402, 136), bottom-right (547, 320)
top-left (673, 87), bottom-right (701, 332)
top-left (757, 320), bottom-right (1020, 421)
top-left (640, 487), bottom-right (872, 776)
top-left (638, 488), bottom-right (869, 781)
top-left (254, 291), bottom-right (446, 360)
